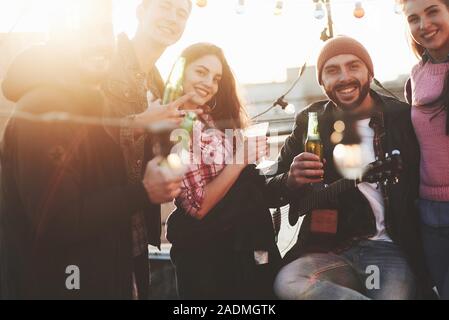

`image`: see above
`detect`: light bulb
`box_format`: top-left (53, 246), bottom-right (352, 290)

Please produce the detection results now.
top-left (159, 153), bottom-right (187, 180)
top-left (196, 0), bottom-right (207, 7)
top-left (394, 3), bottom-right (402, 15)
top-left (236, 0), bottom-right (245, 14)
top-left (274, 0), bottom-right (283, 16)
top-left (333, 144), bottom-right (364, 180)
top-left (284, 103), bottom-right (296, 115)
top-left (314, 3), bottom-right (325, 20)
top-left (167, 153), bottom-right (183, 171)
top-left (353, 1), bottom-right (365, 19)
top-left (334, 120), bottom-right (345, 133)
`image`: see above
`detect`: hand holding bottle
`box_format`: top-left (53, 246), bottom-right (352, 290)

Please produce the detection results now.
top-left (286, 112), bottom-right (326, 189)
top-left (286, 152), bottom-right (325, 189)
top-left (142, 157), bottom-right (183, 204)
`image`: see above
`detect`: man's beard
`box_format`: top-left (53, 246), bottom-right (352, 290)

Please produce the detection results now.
top-left (325, 78), bottom-right (371, 111)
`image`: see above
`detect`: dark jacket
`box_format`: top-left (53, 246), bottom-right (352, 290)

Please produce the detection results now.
top-left (167, 166), bottom-right (280, 251)
top-left (102, 33), bottom-right (165, 248)
top-left (0, 45), bottom-right (156, 299)
top-left (166, 165), bottom-right (282, 299)
top-left (266, 91), bottom-right (432, 296)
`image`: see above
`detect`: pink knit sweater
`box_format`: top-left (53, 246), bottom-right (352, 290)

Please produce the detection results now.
top-left (410, 60), bottom-right (449, 201)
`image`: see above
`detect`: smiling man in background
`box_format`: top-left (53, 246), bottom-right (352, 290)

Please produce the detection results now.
top-left (267, 36), bottom-right (432, 300)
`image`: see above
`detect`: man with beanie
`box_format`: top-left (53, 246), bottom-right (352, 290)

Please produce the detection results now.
top-left (267, 36), bottom-right (432, 299)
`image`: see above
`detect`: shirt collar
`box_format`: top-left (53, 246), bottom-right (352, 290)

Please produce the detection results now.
top-left (422, 50), bottom-right (449, 64)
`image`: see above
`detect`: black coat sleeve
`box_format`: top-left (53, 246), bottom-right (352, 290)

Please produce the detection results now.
top-left (264, 111), bottom-right (311, 207)
top-left (12, 116), bottom-right (151, 247)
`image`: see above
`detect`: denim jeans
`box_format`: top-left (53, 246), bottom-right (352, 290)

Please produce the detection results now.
top-left (274, 240), bottom-right (416, 300)
top-left (419, 198), bottom-right (449, 300)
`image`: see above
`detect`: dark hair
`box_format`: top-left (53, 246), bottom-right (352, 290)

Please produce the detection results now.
top-left (180, 43), bottom-right (248, 131)
top-left (398, 0), bottom-right (449, 134)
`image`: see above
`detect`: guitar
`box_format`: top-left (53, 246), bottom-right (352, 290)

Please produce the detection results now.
top-left (271, 151), bottom-right (403, 256)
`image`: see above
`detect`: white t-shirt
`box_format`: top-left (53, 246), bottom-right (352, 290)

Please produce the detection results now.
top-left (356, 119), bottom-right (392, 242)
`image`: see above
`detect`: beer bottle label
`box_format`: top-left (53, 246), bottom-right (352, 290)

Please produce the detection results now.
top-left (307, 112), bottom-right (320, 140)
top-left (305, 112), bottom-right (323, 162)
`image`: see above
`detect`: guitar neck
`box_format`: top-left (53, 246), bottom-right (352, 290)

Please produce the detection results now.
top-left (296, 179), bottom-right (357, 216)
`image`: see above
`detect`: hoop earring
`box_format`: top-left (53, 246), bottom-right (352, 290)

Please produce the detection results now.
top-left (208, 97), bottom-right (217, 111)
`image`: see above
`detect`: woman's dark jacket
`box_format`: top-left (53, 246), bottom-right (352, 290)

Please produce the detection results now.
top-left (166, 165), bottom-right (282, 299)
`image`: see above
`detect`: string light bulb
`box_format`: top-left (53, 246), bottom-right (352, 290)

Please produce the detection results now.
top-left (273, 97), bottom-right (295, 115)
top-left (314, 2), bottom-right (325, 20)
top-left (274, 0), bottom-right (284, 16)
top-left (195, 0), bottom-right (207, 7)
top-left (333, 144), bottom-right (364, 180)
top-left (284, 103), bottom-right (296, 115)
top-left (394, 2), bottom-right (402, 14)
top-left (353, 1), bottom-right (365, 19)
top-left (236, 0), bottom-right (245, 14)
top-left (332, 115), bottom-right (363, 180)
